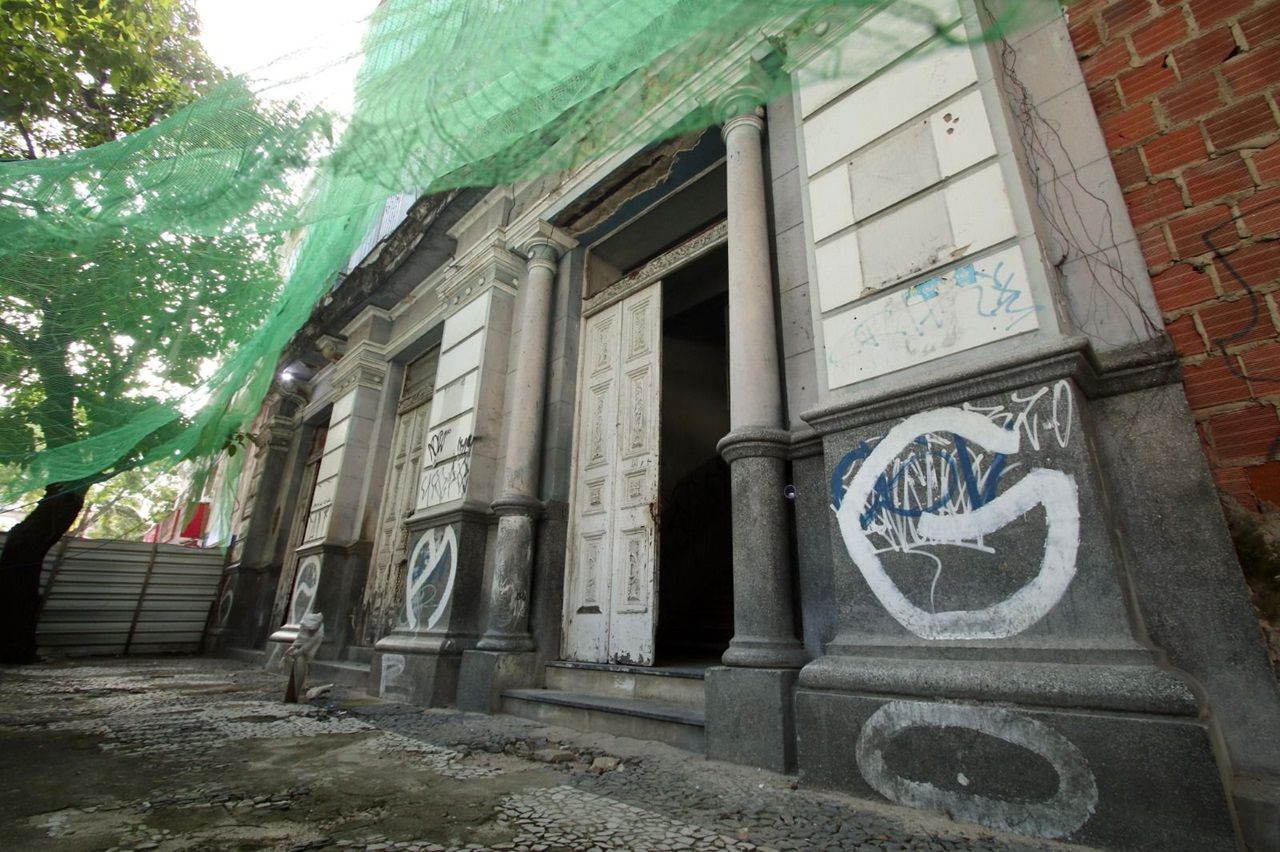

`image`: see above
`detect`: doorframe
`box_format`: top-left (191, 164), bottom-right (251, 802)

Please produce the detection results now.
top-left (560, 219), bottom-right (728, 662)
top-left (580, 220), bottom-right (727, 320)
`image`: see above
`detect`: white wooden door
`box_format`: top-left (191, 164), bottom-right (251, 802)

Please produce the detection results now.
top-left (563, 282), bottom-right (662, 664)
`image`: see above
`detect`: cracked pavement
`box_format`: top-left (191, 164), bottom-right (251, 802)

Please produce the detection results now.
top-left (0, 657), bottom-right (1105, 852)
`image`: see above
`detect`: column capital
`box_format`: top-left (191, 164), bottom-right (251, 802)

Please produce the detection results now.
top-left (510, 220), bottom-right (577, 271)
top-left (711, 65), bottom-right (770, 126)
top-left (329, 345), bottom-right (390, 396)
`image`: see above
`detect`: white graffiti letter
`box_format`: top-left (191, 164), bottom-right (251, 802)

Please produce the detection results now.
top-left (835, 408), bottom-right (1080, 640)
top-left (856, 701), bottom-right (1098, 839)
top-left (404, 525), bottom-right (459, 632)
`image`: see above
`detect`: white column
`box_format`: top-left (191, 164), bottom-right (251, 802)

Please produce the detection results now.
top-left (725, 106), bottom-right (785, 431)
top-left (478, 233), bottom-right (566, 650)
top-left (718, 99), bottom-right (806, 669)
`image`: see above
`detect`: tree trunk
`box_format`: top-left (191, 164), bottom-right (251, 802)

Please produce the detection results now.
top-left (0, 485), bottom-right (84, 664)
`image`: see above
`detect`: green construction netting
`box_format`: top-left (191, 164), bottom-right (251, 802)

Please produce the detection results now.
top-left (0, 0), bottom-right (1060, 507)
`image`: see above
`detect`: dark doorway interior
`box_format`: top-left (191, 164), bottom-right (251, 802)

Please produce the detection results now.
top-left (657, 246), bottom-right (732, 664)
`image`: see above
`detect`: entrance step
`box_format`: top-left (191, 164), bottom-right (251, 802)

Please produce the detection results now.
top-left (501, 689), bottom-right (705, 753)
top-left (544, 660), bottom-right (706, 709)
top-left (500, 661), bottom-right (708, 753)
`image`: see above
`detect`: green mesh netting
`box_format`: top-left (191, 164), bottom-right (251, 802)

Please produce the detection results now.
top-left (0, 0), bottom-right (1058, 505)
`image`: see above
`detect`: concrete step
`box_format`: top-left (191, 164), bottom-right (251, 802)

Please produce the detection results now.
top-left (309, 659), bottom-right (371, 690)
top-left (501, 688), bottom-right (705, 753)
top-left (544, 661), bottom-right (706, 710)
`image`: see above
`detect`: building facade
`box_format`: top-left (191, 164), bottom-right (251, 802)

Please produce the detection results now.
top-left (205, 2), bottom-right (1280, 849)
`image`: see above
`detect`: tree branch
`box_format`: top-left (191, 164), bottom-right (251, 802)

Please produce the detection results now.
top-left (0, 319), bottom-right (31, 355)
top-left (14, 116), bottom-right (38, 160)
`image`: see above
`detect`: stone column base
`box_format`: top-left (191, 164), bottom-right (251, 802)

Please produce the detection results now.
top-left (796, 690), bottom-right (1236, 851)
top-left (456, 649), bottom-right (537, 713)
top-left (718, 429), bottom-right (807, 670)
top-left (705, 667), bottom-right (798, 773)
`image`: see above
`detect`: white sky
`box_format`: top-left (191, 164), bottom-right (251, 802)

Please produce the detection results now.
top-left (195, 0), bottom-right (382, 107)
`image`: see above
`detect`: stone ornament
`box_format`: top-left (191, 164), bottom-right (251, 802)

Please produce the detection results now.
top-left (280, 612), bottom-right (324, 703)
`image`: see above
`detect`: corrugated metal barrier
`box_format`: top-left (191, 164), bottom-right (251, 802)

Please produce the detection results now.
top-left (1, 533), bottom-right (227, 656)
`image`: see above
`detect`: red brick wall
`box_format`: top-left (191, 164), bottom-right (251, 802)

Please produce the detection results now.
top-left (1069, 0), bottom-right (1280, 510)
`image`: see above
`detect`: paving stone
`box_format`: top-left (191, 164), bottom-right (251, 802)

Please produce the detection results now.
top-left (0, 657), bottom-right (1106, 852)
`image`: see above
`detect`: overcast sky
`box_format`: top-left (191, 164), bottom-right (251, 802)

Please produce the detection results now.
top-left (195, 0), bottom-right (382, 96)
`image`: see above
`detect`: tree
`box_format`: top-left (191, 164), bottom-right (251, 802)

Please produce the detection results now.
top-left (0, 0), bottom-right (222, 160)
top-left (70, 463), bottom-right (184, 540)
top-left (0, 0), bottom-right (264, 663)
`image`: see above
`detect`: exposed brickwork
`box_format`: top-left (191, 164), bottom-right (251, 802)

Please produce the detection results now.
top-left (1071, 0), bottom-right (1280, 510)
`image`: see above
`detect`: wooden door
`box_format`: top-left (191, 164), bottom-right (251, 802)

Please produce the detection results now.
top-left (563, 282), bottom-right (662, 664)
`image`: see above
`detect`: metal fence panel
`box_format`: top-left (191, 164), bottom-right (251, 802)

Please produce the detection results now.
top-left (0, 534), bottom-right (226, 656)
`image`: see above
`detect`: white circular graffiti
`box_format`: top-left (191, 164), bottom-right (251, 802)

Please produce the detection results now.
top-left (856, 701), bottom-right (1098, 839)
top-left (834, 408), bottom-right (1080, 640)
top-left (216, 585), bottom-right (235, 628)
top-left (289, 555), bottom-right (321, 624)
top-left (404, 525), bottom-right (458, 632)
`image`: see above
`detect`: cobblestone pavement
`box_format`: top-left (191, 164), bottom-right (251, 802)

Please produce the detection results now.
top-left (0, 657), bottom-right (1105, 852)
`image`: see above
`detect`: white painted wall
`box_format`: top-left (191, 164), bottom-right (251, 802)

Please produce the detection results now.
top-left (415, 290), bottom-right (493, 510)
top-left (796, 2), bottom-right (1054, 392)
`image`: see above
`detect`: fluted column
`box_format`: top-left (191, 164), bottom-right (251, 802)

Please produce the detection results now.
top-left (719, 99), bottom-right (806, 669)
top-left (477, 234), bottom-right (564, 650)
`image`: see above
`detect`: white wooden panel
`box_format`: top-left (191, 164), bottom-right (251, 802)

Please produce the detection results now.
top-left (331, 391), bottom-right (355, 424)
top-left (803, 45), bottom-right (978, 175)
top-left (945, 163), bottom-right (1017, 255)
top-left (428, 371), bottom-right (479, 426)
top-left (809, 168), bottom-right (855, 242)
top-left (607, 285), bottom-right (661, 665)
top-left (796, 0), bottom-right (964, 117)
top-left (932, 90), bottom-right (998, 178)
top-left (563, 301), bottom-right (621, 661)
top-left (416, 410), bottom-right (477, 509)
top-left (856, 192), bottom-right (953, 295)
top-left (434, 331), bottom-right (485, 390)
top-left (848, 120), bottom-right (940, 221)
top-left (442, 290), bottom-right (492, 351)
top-left (815, 230), bottom-right (864, 313)
top-left (823, 245), bottom-right (1039, 389)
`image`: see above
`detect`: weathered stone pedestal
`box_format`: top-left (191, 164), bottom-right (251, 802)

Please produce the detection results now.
top-left (267, 542), bottom-right (369, 668)
top-left (794, 345), bottom-right (1247, 850)
top-left (456, 649), bottom-right (538, 713)
top-left (705, 667), bottom-right (799, 773)
top-left (372, 510), bottom-right (488, 705)
top-left (206, 563), bottom-right (279, 656)
top-left (795, 687), bottom-right (1232, 850)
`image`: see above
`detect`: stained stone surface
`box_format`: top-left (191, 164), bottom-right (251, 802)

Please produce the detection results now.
top-left (0, 656), bottom-right (1104, 852)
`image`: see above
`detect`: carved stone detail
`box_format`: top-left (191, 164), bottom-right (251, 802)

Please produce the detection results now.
top-left (583, 220), bottom-right (727, 318)
top-left (396, 387), bottom-right (433, 415)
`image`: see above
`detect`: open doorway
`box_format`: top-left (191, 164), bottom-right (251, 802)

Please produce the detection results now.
top-left (657, 245), bottom-right (732, 665)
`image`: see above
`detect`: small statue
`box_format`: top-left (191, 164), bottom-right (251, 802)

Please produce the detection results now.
top-left (280, 612), bottom-right (324, 703)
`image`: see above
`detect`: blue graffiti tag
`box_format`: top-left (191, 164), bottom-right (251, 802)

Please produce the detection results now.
top-left (954, 261), bottom-right (1040, 331)
top-left (831, 433), bottom-right (1009, 529)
